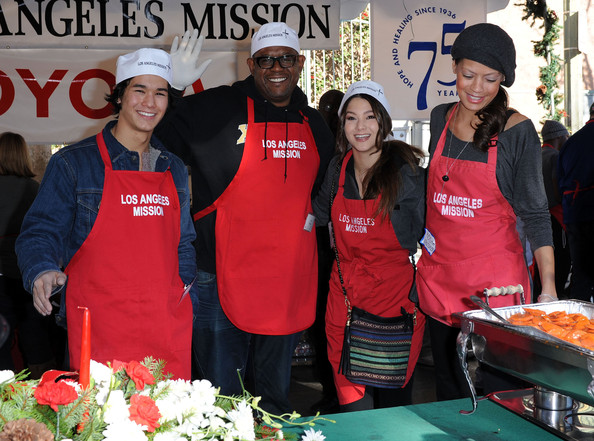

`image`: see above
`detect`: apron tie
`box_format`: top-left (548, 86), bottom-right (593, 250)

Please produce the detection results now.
top-left (284, 108), bottom-right (288, 182)
top-left (262, 102), bottom-right (269, 161)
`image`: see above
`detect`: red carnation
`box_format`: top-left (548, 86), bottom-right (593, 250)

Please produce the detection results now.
top-left (125, 361), bottom-right (155, 390)
top-left (34, 380), bottom-right (78, 412)
top-left (111, 360), bottom-right (127, 372)
top-left (128, 394), bottom-right (161, 432)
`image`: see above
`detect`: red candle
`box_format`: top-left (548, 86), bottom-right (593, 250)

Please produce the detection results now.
top-left (78, 306), bottom-right (91, 388)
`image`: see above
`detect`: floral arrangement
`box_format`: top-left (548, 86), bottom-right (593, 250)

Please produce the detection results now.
top-left (0, 358), bottom-right (329, 441)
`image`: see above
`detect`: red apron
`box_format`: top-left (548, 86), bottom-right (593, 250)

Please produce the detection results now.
top-left (326, 151), bottom-right (425, 405)
top-left (417, 103), bottom-right (529, 326)
top-left (194, 98), bottom-right (319, 334)
top-left (64, 132), bottom-right (192, 379)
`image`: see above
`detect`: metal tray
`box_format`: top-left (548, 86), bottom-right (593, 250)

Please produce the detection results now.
top-left (455, 300), bottom-right (594, 413)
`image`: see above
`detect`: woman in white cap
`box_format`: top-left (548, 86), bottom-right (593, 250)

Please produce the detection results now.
top-left (16, 48), bottom-right (196, 380)
top-left (416, 23), bottom-right (557, 400)
top-left (313, 80), bottom-right (426, 411)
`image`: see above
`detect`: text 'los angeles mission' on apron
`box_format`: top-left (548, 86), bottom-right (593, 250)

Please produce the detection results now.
top-left (417, 103), bottom-right (529, 326)
top-left (325, 150), bottom-right (425, 405)
top-left (65, 132), bottom-right (192, 379)
top-left (194, 97), bottom-right (320, 335)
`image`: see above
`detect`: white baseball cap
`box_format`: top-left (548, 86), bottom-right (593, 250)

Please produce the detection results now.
top-left (338, 80), bottom-right (391, 116)
top-left (115, 48), bottom-right (173, 85)
top-left (251, 22), bottom-right (300, 56)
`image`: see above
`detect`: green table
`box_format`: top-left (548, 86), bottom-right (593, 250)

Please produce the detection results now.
top-left (290, 398), bottom-right (562, 440)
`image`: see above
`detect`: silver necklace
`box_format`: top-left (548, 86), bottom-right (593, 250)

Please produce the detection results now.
top-left (442, 107), bottom-right (471, 182)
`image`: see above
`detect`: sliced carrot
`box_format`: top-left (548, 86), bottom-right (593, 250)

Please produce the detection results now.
top-left (503, 308), bottom-right (594, 351)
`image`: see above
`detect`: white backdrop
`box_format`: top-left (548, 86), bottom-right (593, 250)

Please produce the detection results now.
top-left (0, 0), bottom-right (340, 143)
top-left (0, 49), bottom-right (238, 144)
top-left (0, 0), bottom-right (511, 143)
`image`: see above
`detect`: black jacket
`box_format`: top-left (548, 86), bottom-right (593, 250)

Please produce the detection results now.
top-left (156, 75), bottom-right (335, 273)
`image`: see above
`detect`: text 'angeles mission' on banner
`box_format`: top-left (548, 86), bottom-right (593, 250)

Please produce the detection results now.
top-left (0, 0), bottom-right (340, 143)
top-left (0, 0), bottom-right (340, 50)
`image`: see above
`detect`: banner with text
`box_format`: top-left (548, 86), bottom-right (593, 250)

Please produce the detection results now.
top-left (0, 49), bottom-right (237, 144)
top-left (371, 1), bottom-right (486, 120)
top-left (0, 0), bottom-right (340, 50)
top-left (0, 0), bottom-right (340, 144)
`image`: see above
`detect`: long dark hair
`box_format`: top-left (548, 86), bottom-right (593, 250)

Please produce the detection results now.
top-left (0, 132), bottom-right (35, 177)
top-left (336, 94), bottom-right (425, 219)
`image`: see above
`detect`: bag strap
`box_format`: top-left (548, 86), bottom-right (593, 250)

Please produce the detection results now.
top-left (329, 158), bottom-right (352, 324)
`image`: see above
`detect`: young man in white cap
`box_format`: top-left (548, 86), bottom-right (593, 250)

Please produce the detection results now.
top-left (16, 48), bottom-right (196, 380)
top-left (156, 22), bottom-right (334, 413)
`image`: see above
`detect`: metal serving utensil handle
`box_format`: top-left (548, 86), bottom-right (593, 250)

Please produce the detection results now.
top-left (469, 295), bottom-right (510, 324)
top-left (483, 284), bottom-right (525, 305)
top-left (457, 320), bottom-right (478, 414)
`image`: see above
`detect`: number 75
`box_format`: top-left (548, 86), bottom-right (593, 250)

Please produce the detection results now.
top-left (407, 21), bottom-right (466, 110)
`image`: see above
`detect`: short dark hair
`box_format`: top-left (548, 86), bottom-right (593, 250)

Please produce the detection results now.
top-left (104, 79), bottom-right (172, 115)
top-left (318, 89), bottom-right (344, 138)
top-left (105, 79), bottom-right (130, 115)
top-left (589, 101), bottom-right (594, 118)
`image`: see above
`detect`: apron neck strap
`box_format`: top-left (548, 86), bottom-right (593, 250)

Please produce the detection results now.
top-left (96, 131), bottom-right (113, 171)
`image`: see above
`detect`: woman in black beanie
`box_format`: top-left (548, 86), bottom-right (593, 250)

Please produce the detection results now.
top-left (416, 23), bottom-right (557, 400)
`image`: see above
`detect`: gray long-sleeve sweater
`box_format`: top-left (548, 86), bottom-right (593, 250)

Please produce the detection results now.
top-left (428, 103), bottom-right (552, 251)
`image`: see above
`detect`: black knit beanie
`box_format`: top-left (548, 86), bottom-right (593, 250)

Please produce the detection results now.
top-left (451, 23), bottom-right (516, 87)
top-left (541, 120), bottom-right (569, 142)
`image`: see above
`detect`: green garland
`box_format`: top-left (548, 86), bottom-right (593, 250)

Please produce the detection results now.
top-left (518, 0), bottom-right (565, 121)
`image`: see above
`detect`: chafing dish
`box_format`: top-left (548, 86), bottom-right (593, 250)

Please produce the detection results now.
top-left (456, 300), bottom-right (594, 439)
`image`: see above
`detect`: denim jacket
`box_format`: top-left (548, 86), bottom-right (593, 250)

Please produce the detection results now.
top-left (16, 120), bottom-right (197, 306)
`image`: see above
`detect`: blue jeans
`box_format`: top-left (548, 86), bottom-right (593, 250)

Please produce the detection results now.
top-left (191, 270), bottom-right (301, 415)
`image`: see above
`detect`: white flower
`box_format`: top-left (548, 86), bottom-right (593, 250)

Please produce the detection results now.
top-left (0, 370), bottom-right (15, 384)
top-left (154, 379), bottom-right (197, 424)
top-left (301, 427), bottom-right (326, 441)
top-left (103, 390), bottom-right (130, 424)
top-left (276, 430), bottom-right (284, 439)
top-left (172, 420), bottom-right (199, 438)
top-left (103, 419), bottom-right (148, 441)
top-left (226, 400), bottom-right (255, 441)
top-left (153, 431), bottom-right (187, 441)
top-left (95, 384), bottom-right (110, 406)
top-left (203, 414), bottom-right (226, 431)
top-left (63, 379), bottom-right (82, 394)
top-left (90, 360), bottom-right (113, 386)
top-left (158, 378), bottom-right (194, 398)
top-left (190, 379), bottom-right (218, 407)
